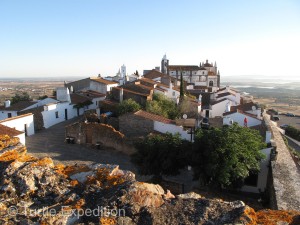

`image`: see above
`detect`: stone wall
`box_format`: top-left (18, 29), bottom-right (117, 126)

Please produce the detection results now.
top-left (264, 114), bottom-right (300, 211)
top-left (18, 106), bottom-right (44, 131)
top-left (119, 113), bottom-right (154, 138)
top-left (65, 122), bottom-right (136, 155)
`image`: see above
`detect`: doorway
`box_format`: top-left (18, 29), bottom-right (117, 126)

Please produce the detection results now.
top-left (24, 124), bottom-right (28, 136)
top-left (205, 110), bottom-right (209, 118)
top-left (65, 109), bottom-right (68, 120)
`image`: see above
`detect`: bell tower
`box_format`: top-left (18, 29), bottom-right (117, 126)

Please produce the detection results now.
top-left (161, 54), bottom-right (169, 74)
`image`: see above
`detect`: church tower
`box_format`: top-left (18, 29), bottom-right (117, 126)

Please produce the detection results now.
top-left (161, 54), bottom-right (169, 74)
top-left (121, 64), bottom-right (126, 78)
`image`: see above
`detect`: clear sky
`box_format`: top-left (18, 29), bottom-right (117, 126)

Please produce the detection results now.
top-left (0, 0), bottom-right (299, 78)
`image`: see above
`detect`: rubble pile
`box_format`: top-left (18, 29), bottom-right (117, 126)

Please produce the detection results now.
top-left (0, 135), bottom-right (299, 224)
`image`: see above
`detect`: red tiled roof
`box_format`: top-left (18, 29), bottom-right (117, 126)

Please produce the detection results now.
top-left (140, 77), bottom-right (157, 84)
top-left (0, 101), bottom-right (36, 111)
top-left (217, 92), bottom-right (235, 98)
top-left (143, 69), bottom-right (165, 79)
top-left (223, 109), bottom-right (261, 120)
top-left (99, 99), bottom-right (119, 105)
top-left (79, 90), bottom-right (106, 98)
top-left (70, 94), bottom-right (91, 104)
top-left (211, 98), bottom-right (228, 105)
top-left (231, 102), bottom-right (257, 112)
top-left (0, 124), bottom-right (23, 136)
top-left (0, 113), bottom-right (33, 123)
top-left (113, 87), bottom-right (150, 97)
top-left (168, 65), bottom-right (200, 71)
top-left (194, 86), bottom-right (208, 89)
top-left (134, 110), bottom-right (175, 124)
top-left (155, 87), bottom-right (167, 92)
top-left (90, 77), bottom-right (119, 85)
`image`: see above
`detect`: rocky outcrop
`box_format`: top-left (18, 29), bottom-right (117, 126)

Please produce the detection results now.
top-left (0, 135), bottom-right (299, 224)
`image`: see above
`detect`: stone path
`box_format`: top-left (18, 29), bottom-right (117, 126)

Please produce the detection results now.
top-left (26, 117), bottom-right (141, 177)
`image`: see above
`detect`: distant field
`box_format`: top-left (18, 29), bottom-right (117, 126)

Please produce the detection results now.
top-left (0, 80), bottom-right (65, 104)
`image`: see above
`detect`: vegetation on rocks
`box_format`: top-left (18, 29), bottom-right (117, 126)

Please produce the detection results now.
top-left (285, 125), bottom-right (300, 141)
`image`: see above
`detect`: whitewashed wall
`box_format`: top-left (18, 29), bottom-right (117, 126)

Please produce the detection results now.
top-left (223, 112), bottom-right (262, 127)
top-left (16, 133), bottom-right (26, 145)
top-left (154, 121), bottom-right (193, 141)
top-left (42, 102), bottom-right (78, 128)
top-left (0, 111), bottom-right (18, 120)
top-left (90, 81), bottom-right (118, 94)
top-left (0, 114), bottom-right (35, 136)
top-left (241, 147), bottom-right (272, 193)
top-left (211, 99), bottom-right (231, 118)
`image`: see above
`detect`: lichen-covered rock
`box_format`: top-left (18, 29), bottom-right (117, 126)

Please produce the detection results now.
top-left (0, 134), bottom-right (299, 224)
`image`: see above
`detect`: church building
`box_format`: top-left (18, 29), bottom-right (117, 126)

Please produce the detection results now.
top-left (161, 55), bottom-right (220, 92)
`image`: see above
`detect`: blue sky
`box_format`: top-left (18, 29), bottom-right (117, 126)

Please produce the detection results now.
top-left (0, 0), bottom-right (299, 78)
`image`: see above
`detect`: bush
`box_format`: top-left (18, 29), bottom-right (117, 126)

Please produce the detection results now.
top-left (146, 93), bottom-right (180, 119)
top-left (117, 99), bottom-right (141, 116)
top-left (131, 133), bottom-right (190, 177)
top-left (285, 126), bottom-right (300, 141)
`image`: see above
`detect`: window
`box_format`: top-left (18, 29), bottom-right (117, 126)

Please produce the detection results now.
top-left (55, 111), bottom-right (59, 118)
top-left (7, 113), bottom-right (12, 118)
top-left (172, 91), bottom-right (175, 96)
top-left (209, 81), bottom-right (214, 86)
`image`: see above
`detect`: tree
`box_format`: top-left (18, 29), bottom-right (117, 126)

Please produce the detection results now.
top-left (38, 95), bottom-right (48, 100)
top-left (180, 72), bottom-right (184, 99)
top-left (192, 123), bottom-right (266, 188)
top-left (132, 133), bottom-right (190, 179)
top-left (11, 92), bottom-right (32, 104)
top-left (117, 99), bottom-right (141, 116)
top-left (146, 93), bottom-right (180, 119)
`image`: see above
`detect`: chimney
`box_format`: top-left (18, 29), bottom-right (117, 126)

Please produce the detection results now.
top-left (119, 88), bottom-right (123, 102)
top-left (4, 100), bottom-right (11, 108)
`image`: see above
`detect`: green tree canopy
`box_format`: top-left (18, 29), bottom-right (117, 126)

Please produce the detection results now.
top-left (146, 93), bottom-right (180, 119)
top-left (117, 99), bottom-right (141, 116)
top-left (11, 92), bottom-right (32, 105)
top-left (132, 133), bottom-right (190, 178)
top-left (192, 124), bottom-right (266, 188)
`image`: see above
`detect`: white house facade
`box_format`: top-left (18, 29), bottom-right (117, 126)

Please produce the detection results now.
top-left (0, 113), bottom-right (35, 137)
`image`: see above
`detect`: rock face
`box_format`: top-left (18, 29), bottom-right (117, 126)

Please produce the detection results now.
top-left (0, 135), bottom-right (299, 225)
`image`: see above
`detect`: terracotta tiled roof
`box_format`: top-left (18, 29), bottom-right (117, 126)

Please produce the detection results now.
top-left (155, 87), bottom-right (167, 92)
top-left (113, 87), bottom-right (150, 97)
top-left (0, 113), bottom-right (33, 123)
top-left (90, 77), bottom-right (118, 85)
top-left (217, 92), bottom-right (235, 98)
top-left (143, 70), bottom-right (165, 79)
top-left (70, 94), bottom-right (91, 104)
top-left (99, 99), bottom-right (119, 105)
top-left (223, 109), bottom-right (261, 120)
top-left (194, 86), bottom-right (208, 89)
top-left (168, 65), bottom-right (200, 71)
top-left (0, 101), bottom-right (36, 111)
top-left (211, 98), bottom-right (228, 105)
top-left (0, 124), bottom-right (23, 136)
top-left (134, 110), bottom-right (175, 124)
top-left (231, 102), bottom-right (258, 112)
top-left (140, 77), bottom-right (157, 84)
top-left (120, 83), bottom-right (153, 95)
top-left (79, 90), bottom-right (106, 98)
